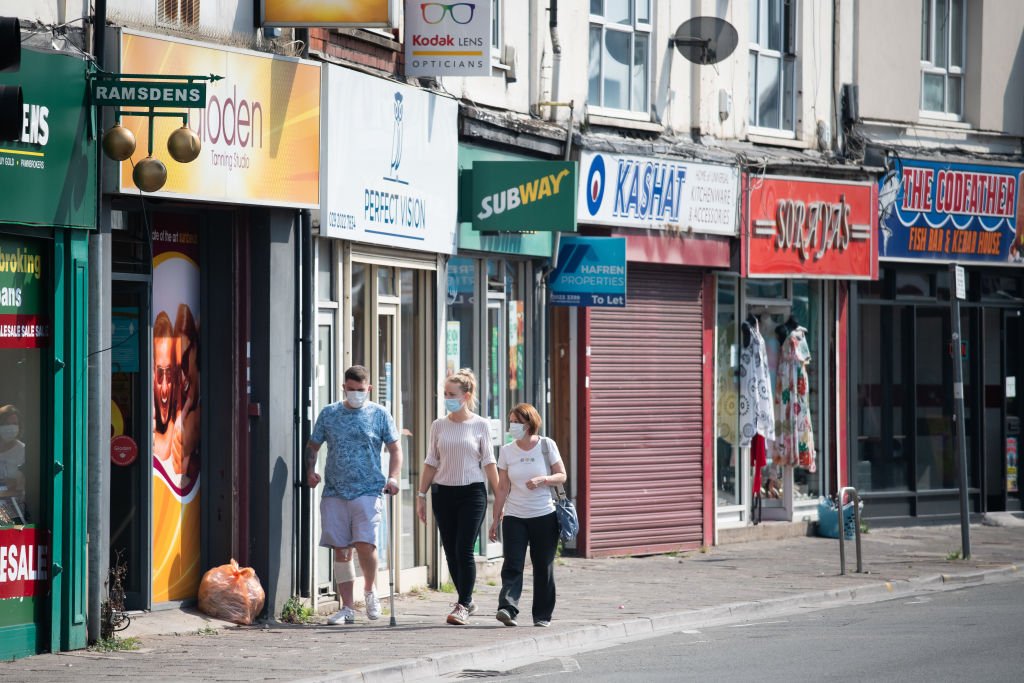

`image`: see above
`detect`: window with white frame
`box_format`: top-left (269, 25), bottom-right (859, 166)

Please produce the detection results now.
top-left (157, 0), bottom-right (199, 28)
top-left (921, 0), bottom-right (964, 117)
top-left (748, 0), bottom-right (797, 132)
top-left (491, 0), bottom-right (502, 52)
top-left (587, 1), bottom-right (651, 113)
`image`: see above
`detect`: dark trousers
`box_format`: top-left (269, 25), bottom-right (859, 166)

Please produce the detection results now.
top-left (432, 482), bottom-right (487, 607)
top-left (498, 512), bottom-right (559, 622)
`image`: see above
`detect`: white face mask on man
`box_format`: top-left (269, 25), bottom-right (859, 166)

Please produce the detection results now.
top-left (346, 390), bottom-right (369, 408)
top-left (0, 425), bottom-right (18, 442)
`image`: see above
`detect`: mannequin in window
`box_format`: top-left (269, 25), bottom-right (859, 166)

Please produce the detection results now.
top-left (738, 314), bottom-right (774, 505)
top-left (0, 404), bottom-right (27, 525)
top-left (773, 315), bottom-right (816, 472)
top-left (741, 313), bottom-right (758, 349)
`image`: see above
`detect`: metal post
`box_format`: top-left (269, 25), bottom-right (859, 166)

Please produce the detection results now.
top-left (837, 486), bottom-right (863, 575)
top-left (949, 264), bottom-right (972, 559)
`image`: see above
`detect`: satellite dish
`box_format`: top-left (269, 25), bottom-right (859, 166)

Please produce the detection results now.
top-left (672, 17), bottom-right (738, 65)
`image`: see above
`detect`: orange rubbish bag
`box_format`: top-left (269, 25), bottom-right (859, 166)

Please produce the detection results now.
top-left (197, 559), bottom-right (266, 625)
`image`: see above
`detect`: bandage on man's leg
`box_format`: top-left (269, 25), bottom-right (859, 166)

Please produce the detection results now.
top-left (335, 548), bottom-right (356, 608)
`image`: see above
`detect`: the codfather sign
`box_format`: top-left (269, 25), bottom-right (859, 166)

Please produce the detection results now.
top-left (471, 161), bottom-right (577, 232)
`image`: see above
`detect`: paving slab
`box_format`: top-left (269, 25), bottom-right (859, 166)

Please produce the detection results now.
top-left (2, 524), bottom-right (1022, 682)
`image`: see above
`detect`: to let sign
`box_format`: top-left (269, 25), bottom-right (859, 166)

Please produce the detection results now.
top-left (91, 80), bottom-right (207, 108)
top-left (743, 176), bottom-right (878, 279)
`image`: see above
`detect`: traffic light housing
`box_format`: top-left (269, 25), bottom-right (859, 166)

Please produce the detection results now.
top-left (0, 16), bottom-right (22, 141)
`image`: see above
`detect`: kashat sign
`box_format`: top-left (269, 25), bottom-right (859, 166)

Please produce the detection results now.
top-left (578, 151), bottom-right (738, 235)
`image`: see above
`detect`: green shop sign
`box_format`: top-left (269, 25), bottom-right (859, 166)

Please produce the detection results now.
top-left (470, 161), bottom-right (577, 232)
top-left (91, 80), bottom-right (206, 107)
top-left (0, 237), bottom-right (48, 349)
top-left (0, 48), bottom-right (96, 229)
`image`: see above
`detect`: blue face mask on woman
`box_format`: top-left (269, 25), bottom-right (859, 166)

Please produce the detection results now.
top-left (445, 398), bottom-right (463, 413)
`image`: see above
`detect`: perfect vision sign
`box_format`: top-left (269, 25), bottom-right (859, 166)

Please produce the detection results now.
top-left (320, 64), bottom-right (459, 254)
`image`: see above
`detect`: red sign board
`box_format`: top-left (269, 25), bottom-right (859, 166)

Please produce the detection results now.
top-left (0, 528), bottom-right (50, 599)
top-left (743, 176), bottom-right (879, 279)
top-left (110, 434), bottom-right (139, 467)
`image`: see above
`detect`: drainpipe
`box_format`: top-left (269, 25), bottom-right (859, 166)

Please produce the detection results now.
top-left (87, 0), bottom-right (110, 645)
top-left (832, 0), bottom-right (844, 157)
top-left (548, 0), bottom-right (561, 122)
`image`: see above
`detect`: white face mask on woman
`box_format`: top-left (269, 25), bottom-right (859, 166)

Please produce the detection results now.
top-left (508, 423), bottom-right (527, 440)
top-left (0, 425), bottom-right (18, 442)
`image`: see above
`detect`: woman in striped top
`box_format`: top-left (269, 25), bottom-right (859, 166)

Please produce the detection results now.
top-left (416, 369), bottom-right (498, 625)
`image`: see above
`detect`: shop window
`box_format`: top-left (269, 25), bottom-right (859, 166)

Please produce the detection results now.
top-left (746, 278), bottom-right (786, 301)
top-left (896, 271), bottom-right (932, 298)
top-left (715, 276), bottom-right (741, 508)
top-left (749, 0), bottom-right (797, 133)
top-left (157, 0), bottom-right (200, 28)
top-left (352, 262), bottom-right (367, 366)
top-left (854, 305), bottom-right (912, 492)
top-left (377, 266), bottom-right (395, 297)
top-left (790, 280), bottom-right (821, 502)
top-left (981, 275), bottom-right (1024, 302)
top-left (588, 0), bottom-right (651, 113)
top-left (920, 0), bottom-right (964, 117)
top-left (317, 239), bottom-right (336, 303)
top-left (445, 257), bottom-right (476, 376)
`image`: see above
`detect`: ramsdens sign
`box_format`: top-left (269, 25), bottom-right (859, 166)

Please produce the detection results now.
top-left (471, 161), bottom-right (577, 232)
top-left (91, 81), bottom-right (206, 107)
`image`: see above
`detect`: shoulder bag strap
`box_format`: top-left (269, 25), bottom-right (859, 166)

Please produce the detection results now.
top-left (541, 437), bottom-right (567, 500)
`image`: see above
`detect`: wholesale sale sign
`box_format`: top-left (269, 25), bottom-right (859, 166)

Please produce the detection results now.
top-left (404, 0), bottom-right (491, 77)
top-left (0, 528), bottom-right (49, 599)
top-left (743, 176), bottom-right (878, 279)
top-left (119, 32), bottom-right (320, 208)
top-left (879, 158), bottom-right (1024, 265)
top-left (0, 238), bottom-right (48, 349)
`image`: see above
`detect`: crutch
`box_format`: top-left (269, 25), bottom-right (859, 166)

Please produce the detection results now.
top-left (387, 490), bottom-right (397, 626)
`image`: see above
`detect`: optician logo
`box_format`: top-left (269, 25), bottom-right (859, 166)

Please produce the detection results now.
top-left (421, 2), bottom-right (476, 24)
top-left (586, 154), bottom-right (606, 216)
top-left (389, 92), bottom-right (405, 182)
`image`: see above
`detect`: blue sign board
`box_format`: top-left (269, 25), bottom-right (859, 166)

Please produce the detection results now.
top-left (111, 306), bottom-right (140, 373)
top-left (879, 158), bottom-right (1024, 265)
top-left (549, 236), bottom-right (627, 307)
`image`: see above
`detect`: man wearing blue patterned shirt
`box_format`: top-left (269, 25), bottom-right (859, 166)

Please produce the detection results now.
top-left (306, 365), bottom-right (402, 625)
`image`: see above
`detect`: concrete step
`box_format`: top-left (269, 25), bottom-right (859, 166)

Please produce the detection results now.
top-left (718, 520), bottom-right (815, 545)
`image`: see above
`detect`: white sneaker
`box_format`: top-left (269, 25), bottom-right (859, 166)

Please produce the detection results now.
top-left (327, 606), bottom-right (355, 625)
top-left (364, 591), bottom-right (381, 620)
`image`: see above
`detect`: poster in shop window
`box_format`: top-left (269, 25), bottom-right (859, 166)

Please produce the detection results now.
top-left (878, 157), bottom-right (1024, 265)
top-left (151, 223), bottom-right (201, 602)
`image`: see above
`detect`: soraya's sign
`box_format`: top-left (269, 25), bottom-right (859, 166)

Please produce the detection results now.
top-left (743, 176), bottom-right (878, 279)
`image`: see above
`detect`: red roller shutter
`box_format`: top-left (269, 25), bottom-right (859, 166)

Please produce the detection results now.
top-left (585, 264), bottom-right (704, 556)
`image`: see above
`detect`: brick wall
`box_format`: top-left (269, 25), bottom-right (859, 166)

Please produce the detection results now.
top-left (310, 28), bottom-right (403, 77)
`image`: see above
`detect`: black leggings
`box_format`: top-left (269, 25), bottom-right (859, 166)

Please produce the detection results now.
top-left (432, 482), bottom-right (487, 606)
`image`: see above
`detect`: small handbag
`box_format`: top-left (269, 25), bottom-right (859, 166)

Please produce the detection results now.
top-left (541, 438), bottom-right (579, 543)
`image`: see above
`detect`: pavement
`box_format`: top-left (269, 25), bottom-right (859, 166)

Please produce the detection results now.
top-left (4, 520), bottom-right (1023, 682)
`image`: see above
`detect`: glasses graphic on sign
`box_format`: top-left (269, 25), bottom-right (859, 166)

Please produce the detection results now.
top-left (421, 2), bottom-right (475, 24)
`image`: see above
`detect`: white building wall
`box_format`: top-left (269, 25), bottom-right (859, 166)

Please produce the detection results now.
top-left (0, 1), bottom-right (89, 25)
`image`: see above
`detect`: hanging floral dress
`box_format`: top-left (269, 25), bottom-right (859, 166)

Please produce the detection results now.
top-left (774, 326), bottom-right (816, 471)
top-left (738, 319), bottom-right (775, 447)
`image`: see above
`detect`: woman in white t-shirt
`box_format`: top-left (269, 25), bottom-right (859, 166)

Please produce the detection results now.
top-left (488, 403), bottom-right (567, 628)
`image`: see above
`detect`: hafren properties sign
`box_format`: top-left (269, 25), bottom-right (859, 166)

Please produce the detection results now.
top-left (471, 161), bottom-right (577, 232)
top-left (0, 237), bottom-right (48, 349)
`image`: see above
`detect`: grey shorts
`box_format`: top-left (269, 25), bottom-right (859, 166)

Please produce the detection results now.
top-left (319, 495), bottom-right (382, 549)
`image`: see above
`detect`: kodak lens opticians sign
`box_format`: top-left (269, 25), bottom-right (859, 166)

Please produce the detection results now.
top-left (471, 161), bottom-right (577, 232)
top-left (91, 80), bottom-right (206, 107)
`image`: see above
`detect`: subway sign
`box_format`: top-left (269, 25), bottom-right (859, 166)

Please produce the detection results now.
top-left (470, 161), bottom-right (577, 232)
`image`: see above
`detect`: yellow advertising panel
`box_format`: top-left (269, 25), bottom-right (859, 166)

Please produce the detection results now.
top-left (119, 32), bottom-right (320, 208)
top-left (262, 0), bottom-right (394, 27)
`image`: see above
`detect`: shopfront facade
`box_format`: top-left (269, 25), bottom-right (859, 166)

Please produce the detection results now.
top-left (571, 147), bottom-right (739, 557)
top-left (102, 30), bottom-right (320, 616)
top-left (714, 173), bottom-right (877, 534)
top-left (0, 46), bottom-right (94, 659)
top-left (314, 63), bottom-right (458, 598)
top-left (851, 156), bottom-right (1024, 519)
top-left (453, 143), bottom-right (569, 558)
